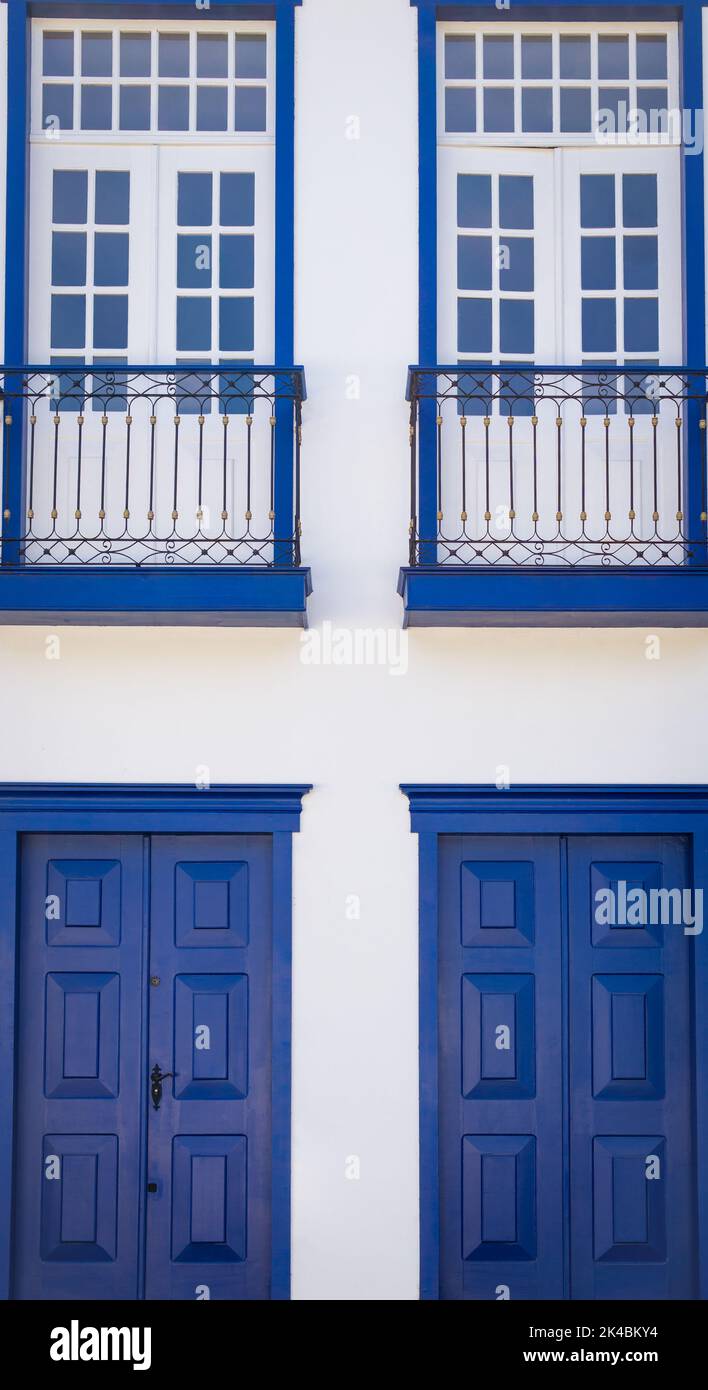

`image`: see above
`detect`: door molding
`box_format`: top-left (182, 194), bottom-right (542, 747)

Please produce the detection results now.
top-left (400, 782), bottom-right (708, 1301)
top-left (0, 780), bottom-right (311, 1301)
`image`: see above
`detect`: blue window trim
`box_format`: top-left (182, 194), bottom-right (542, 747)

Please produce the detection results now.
top-left (401, 781), bottom-right (708, 1301)
top-left (1, 0), bottom-right (302, 574)
top-left (408, 0), bottom-right (706, 569)
top-left (0, 779), bottom-right (311, 1301)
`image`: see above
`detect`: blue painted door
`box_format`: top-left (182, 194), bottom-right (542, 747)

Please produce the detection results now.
top-left (438, 834), bottom-right (697, 1300)
top-left (12, 832), bottom-right (273, 1301)
top-left (144, 836), bottom-right (272, 1301)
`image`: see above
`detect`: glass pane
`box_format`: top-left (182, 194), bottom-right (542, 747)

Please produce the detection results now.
top-left (234, 87), bottom-right (267, 132)
top-left (598, 35), bottom-right (629, 79)
top-left (581, 364), bottom-right (619, 416)
top-left (120, 86), bottom-right (150, 130)
top-left (177, 235), bottom-right (213, 288)
top-left (456, 368), bottom-right (493, 417)
top-left (457, 236), bottom-right (492, 291)
top-left (499, 176), bottom-right (534, 230)
top-left (43, 85), bottom-right (73, 132)
top-left (51, 232), bottom-right (87, 287)
top-left (81, 85), bottom-right (112, 130)
top-left (500, 299), bottom-right (534, 354)
top-left (559, 35), bottom-right (590, 78)
top-left (197, 34), bottom-right (228, 77)
top-left (521, 88), bottom-right (552, 132)
top-left (44, 32), bottom-right (73, 77)
top-left (581, 236), bottom-right (616, 290)
top-left (235, 35), bottom-right (267, 78)
top-left (53, 170), bottom-right (88, 224)
top-left (458, 174), bottom-right (491, 229)
top-left (598, 88), bottom-right (629, 135)
top-left (120, 34), bottom-right (151, 77)
top-left (500, 237), bottom-right (534, 291)
top-left (624, 298), bottom-right (658, 352)
top-left (623, 235), bottom-right (658, 290)
top-left (582, 298), bottom-right (617, 352)
top-left (91, 358), bottom-right (129, 412)
top-left (220, 235), bottom-right (255, 289)
top-left (499, 367), bottom-right (535, 416)
top-left (445, 35), bottom-right (475, 79)
top-left (484, 87), bottom-right (514, 133)
top-left (93, 294), bottom-right (128, 350)
top-left (580, 174), bottom-right (615, 228)
top-left (51, 294), bottom-right (86, 349)
top-left (445, 87), bottom-right (476, 133)
top-left (49, 357), bottom-right (86, 413)
top-left (458, 298), bottom-right (492, 354)
top-left (177, 298), bottom-right (211, 352)
top-left (622, 174), bottom-right (657, 228)
top-left (623, 365), bottom-right (660, 415)
top-left (219, 297), bottom-right (254, 352)
top-left (197, 87), bottom-right (228, 132)
top-left (94, 232), bottom-right (129, 286)
top-left (158, 86), bottom-right (189, 131)
top-left (637, 36), bottom-right (668, 80)
top-left (635, 89), bottom-right (670, 125)
top-left (219, 363), bottom-right (256, 416)
top-left (179, 173), bottom-right (213, 227)
top-left (159, 34), bottom-right (189, 78)
top-left (82, 33), bottom-right (112, 77)
top-left (559, 87), bottom-right (592, 132)
top-left (95, 172), bottom-right (130, 225)
top-left (220, 173), bottom-right (255, 226)
top-left (483, 35), bottom-right (513, 78)
top-left (521, 36), bottom-right (552, 78)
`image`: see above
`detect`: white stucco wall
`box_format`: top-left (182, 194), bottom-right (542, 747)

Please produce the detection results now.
top-left (1, 0), bottom-right (708, 1300)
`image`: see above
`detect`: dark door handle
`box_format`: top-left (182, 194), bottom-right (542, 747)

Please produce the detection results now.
top-left (150, 1064), bottom-right (174, 1111)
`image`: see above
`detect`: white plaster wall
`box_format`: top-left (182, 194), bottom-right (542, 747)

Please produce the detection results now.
top-left (1, 0), bottom-right (708, 1301)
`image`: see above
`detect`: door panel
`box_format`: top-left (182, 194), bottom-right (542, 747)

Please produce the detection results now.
top-left (144, 835), bottom-right (272, 1301)
top-left (13, 835), bottom-right (145, 1299)
top-left (567, 835), bottom-right (695, 1299)
top-left (437, 832), bottom-right (698, 1300)
top-left (438, 835), bottom-right (565, 1300)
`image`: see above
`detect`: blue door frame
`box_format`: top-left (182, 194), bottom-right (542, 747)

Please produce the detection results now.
top-left (401, 784), bottom-right (708, 1301)
top-left (0, 781), bottom-right (310, 1301)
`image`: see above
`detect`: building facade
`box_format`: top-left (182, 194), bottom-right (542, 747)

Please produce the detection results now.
top-left (0, 0), bottom-right (707, 1301)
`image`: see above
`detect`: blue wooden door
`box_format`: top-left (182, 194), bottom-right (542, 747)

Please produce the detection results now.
top-left (438, 835), bottom-right (565, 1299)
top-left (13, 835), bottom-right (145, 1299)
top-left (144, 836), bottom-right (272, 1301)
top-left (13, 832), bottom-right (273, 1301)
top-left (567, 835), bottom-right (695, 1299)
top-left (437, 833), bottom-right (698, 1300)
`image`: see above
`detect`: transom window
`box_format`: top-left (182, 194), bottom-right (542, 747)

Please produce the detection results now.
top-left (33, 20), bottom-right (272, 137)
top-left (440, 22), bottom-right (679, 141)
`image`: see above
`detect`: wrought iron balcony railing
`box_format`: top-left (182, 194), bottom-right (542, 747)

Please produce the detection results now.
top-left (407, 367), bottom-right (708, 568)
top-left (0, 365), bottom-right (305, 569)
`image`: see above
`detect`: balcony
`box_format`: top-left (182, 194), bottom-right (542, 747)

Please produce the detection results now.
top-left (0, 365), bottom-right (310, 626)
top-left (398, 367), bottom-right (708, 627)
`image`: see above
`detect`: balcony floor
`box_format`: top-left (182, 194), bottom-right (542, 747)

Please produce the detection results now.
top-left (398, 565), bottom-right (708, 628)
top-left (0, 564), bottom-right (312, 627)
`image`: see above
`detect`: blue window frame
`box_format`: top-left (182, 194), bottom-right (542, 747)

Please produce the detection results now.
top-left (403, 1), bottom-right (708, 627)
top-left (402, 782), bottom-right (708, 1301)
top-left (0, 780), bottom-right (310, 1301)
top-left (1, 0), bottom-right (308, 625)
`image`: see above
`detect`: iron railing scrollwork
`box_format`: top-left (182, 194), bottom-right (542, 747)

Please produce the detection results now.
top-left (407, 367), bottom-right (708, 568)
top-left (0, 365), bottom-right (305, 567)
